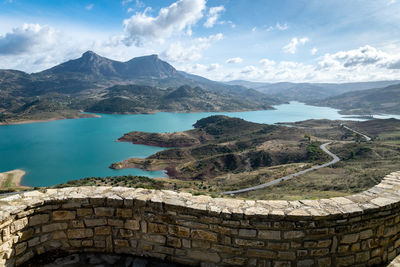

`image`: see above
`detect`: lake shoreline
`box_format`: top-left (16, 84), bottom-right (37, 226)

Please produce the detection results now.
top-left (0, 169), bottom-right (28, 188)
top-left (0, 113), bottom-right (101, 126)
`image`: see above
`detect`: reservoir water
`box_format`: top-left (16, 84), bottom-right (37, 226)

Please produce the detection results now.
top-left (0, 102), bottom-right (398, 187)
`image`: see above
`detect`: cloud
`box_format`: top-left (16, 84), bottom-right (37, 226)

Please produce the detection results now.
top-left (283, 37), bottom-right (309, 54)
top-left (265, 22), bottom-right (289, 32)
top-left (259, 58), bottom-right (275, 66)
top-left (226, 57), bottom-right (243, 64)
top-left (311, 47), bottom-right (318, 55)
top-left (318, 45), bottom-right (400, 70)
top-left (161, 33), bottom-right (223, 63)
top-left (122, 0), bottom-right (133, 5)
top-left (86, 4), bottom-right (94, 10)
top-left (123, 0), bottom-right (206, 46)
top-left (204, 5), bottom-right (225, 28)
top-left (207, 63), bottom-right (220, 71)
top-left (0, 24), bottom-right (56, 55)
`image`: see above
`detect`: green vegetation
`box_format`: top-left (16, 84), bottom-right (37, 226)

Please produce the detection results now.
top-left (311, 83), bottom-right (400, 115)
top-left (113, 115), bottom-right (324, 182)
top-left (0, 52), bottom-right (279, 124)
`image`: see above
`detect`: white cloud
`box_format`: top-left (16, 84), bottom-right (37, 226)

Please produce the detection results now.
top-left (311, 47), bottom-right (318, 55)
top-left (86, 4), bottom-right (94, 10)
top-left (207, 63), bottom-right (220, 71)
top-left (283, 37), bottom-right (309, 54)
top-left (266, 22), bottom-right (289, 32)
top-left (388, 0), bottom-right (398, 5)
top-left (204, 5), bottom-right (225, 28)
top-left (122, 0), bottom-right (133, 5)
top-left (161, 33), bottom-right (223, 63)
top-left (259, 58), bottom-right (275, 66)
top-left (123, 0), bottom-right (206, 46)
top-left (0, 24), bottom-right (57, 55)
top-left (226, 57), bottom-right (243, 64)
top-left (318, 45), bottom-right (400, 70)
top-left (275, 23), bottom-right (288, 31)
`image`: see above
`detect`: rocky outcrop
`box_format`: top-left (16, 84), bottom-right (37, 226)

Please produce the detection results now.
top-left (1, 171), bottom-right (400, 266)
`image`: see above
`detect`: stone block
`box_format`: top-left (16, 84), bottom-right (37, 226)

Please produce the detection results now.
top-left (95, 226), bottom-right (111, 235)
top-left (238, 229), bottom-right (257, 238)
top-left (341, 233), bottom-right (359, 244)
top-left (42, 223), bottom-right (68, 233)
top-left (116, 208), bottom-right (132, 218)
top-left (124, 219), bottom-right (140, 230)
top-left (187, 250), bottom-right (220, 263)
top-left (52, 211), bottom-right (76, 221)
top-left (67, 228), bottom-right (93, 239)
top-left (77, 208), bottom-right (93, 217)
top-left (191, 230), bottom-right (218, 242)
top-left (259, 230), bottom-right (281, 240)
top-left (283, 231), bottom-right (305, 239)
top-left (234, 238), bottom-right (264, 247)
top-left (149, 223), bottom-right (167, 234)
top-left (29, 214), bottom-right (49, 226)
top-left (169, 225), bottom-right (190, 238)
top-left (94, 207), bottom-right (115, 217)
top-left (84, 218), bottom-right (107, 227)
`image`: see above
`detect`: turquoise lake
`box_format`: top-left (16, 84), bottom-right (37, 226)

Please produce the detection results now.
top-left (1, 102), bottom-right (399, 187)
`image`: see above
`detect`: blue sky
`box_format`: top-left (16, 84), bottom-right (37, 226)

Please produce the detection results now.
top-left (1, 0), bottom-right (400, 82)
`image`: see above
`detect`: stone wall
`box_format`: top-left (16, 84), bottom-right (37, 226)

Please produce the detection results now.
top-left (1, 171), bottom-right (400, 266)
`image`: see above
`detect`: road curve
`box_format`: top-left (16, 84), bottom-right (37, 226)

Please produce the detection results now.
top-left (222, 142), bottom-right (340, 195)
top-left (341, 124), bottom-right (371, 141)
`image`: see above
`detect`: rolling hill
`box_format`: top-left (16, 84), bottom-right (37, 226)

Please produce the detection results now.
top-left (311, 83), bottom-right (400, 115)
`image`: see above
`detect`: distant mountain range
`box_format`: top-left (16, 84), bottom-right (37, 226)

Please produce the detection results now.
top-left (1, 51), bottom-right (399, 124)
top-left (0, 52), bottom-right (278, 123)
top-left (226, 80), bottom-right (400, 115)
top-left (226, 80), bottom-right (400, 103)
top-left (311, 83), bottom-right (400, 115)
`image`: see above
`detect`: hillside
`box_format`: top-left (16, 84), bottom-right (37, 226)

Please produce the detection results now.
top-left (311, 83), bottom-right (400, 115)
top-left (111, 115), bottom-right (327, 181)
top-left (226, 80), bottom-right (400, 102)
top-left (0, 52), bottom-right (279, 123)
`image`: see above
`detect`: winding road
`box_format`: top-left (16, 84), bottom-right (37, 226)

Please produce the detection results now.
top-left (222, 125), bottom-right (371, 195)
top-left (222, 142), bottom-right (340, 195)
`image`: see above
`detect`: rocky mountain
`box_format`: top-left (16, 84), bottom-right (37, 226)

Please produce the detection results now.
top-left (0, 52), bottom-right (280, 123)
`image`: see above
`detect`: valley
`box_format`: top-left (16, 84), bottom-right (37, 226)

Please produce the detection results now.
top-left (58, 116), bottom-right (400, 200)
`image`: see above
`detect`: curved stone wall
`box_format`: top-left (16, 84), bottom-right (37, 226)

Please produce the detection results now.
top-left (1, 171), bottom-right (400, 266)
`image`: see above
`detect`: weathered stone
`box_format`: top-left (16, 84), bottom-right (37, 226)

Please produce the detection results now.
top-left (124, 219), bottom-right (140, 230)
top-left (259, 230), bottom-right (281, 240)
top-left (52, 211), bottom-right (76, 221)
top-left (283, 231), bottom-right (305, 239)
top-left (187, 250), bottom-right (220, 263)
top-left (42, 223), bottom-right (68, 233)
top-left (77, 208), bottom-right (92, 217)
top-left (169, 225), bottom-right (190, 238)
top-left (238, 229), bottom-right (257, 238)
top-left (52, 231), bottom-right (67, 239)
top-left (94, 226), bottom-right (111, 235)
top-left (84, 218), bottom-right (107, 227)
top-left (191, 229), bottom-right (218, 242)
top-left (116, 208), bottom-right (132, 218)
top-left (234, 239), bottom-right (264, 247)
top-left (67, 228), bottom-right (93, 239)
top-left (108, 219), bottom-right (124, 227)
top-left (29, 214), bottom-right (49, 226)
top-left (94, 207), bottom-right (115, 217)
top-left (148, 223), bottom-right (167, 234)
top-left (114, 239), bottom-right (129, 247)
top-left (341, 233), bottom-right (359, 244)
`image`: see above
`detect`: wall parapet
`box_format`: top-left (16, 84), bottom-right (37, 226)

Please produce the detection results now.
top-left (0, 171), bottom-right (400, 266)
